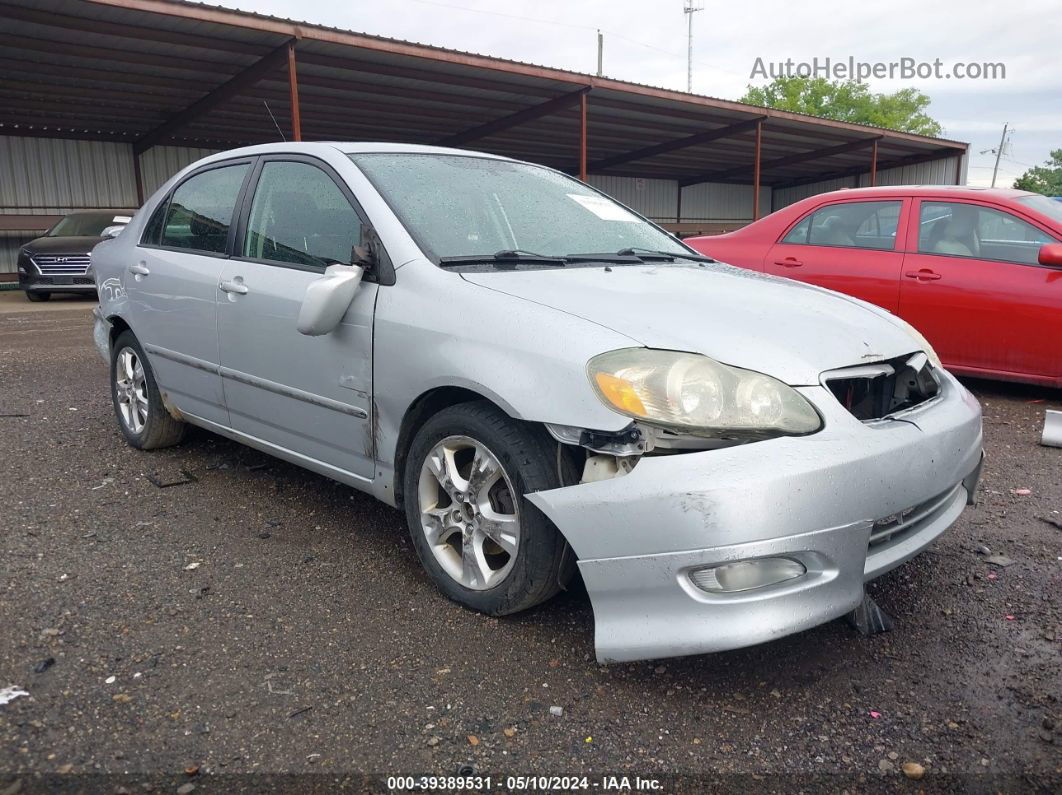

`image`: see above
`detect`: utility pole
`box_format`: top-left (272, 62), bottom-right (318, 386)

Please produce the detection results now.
top-left (596, 29), bottom-right (603, 77)
top-left (683, 1), bottom-right (703, 93)
top-left (990, 122), bottom-right (1008, 188)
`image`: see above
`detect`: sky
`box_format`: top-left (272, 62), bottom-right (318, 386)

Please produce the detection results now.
top-left (214, 0), bottom-right (1060, 188)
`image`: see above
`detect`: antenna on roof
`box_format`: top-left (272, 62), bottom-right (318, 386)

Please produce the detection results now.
top-left (263, 100), bottom-right (287, 142)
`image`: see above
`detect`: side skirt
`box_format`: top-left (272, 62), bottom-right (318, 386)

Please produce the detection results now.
top-left (180, 410), bottom-right (378, 496)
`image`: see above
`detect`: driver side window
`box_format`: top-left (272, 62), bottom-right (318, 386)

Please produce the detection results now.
top-left (243, 161), bottom-right (363, 269)
top-left (918, 201), bottom-right (1053, 265)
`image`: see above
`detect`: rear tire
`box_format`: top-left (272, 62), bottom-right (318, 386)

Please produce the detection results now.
top-left (403, 401), bottom-right (575, 616)
top-left (110, 330), bottom-right (185, 450)
top-left (25, 291), bottom-right (50, 302)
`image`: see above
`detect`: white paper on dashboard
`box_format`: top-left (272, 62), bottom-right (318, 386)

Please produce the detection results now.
top-left (567, 194), bottom-right (640, 222)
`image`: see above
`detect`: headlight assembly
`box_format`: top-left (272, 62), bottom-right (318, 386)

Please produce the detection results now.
top-left (588, 348), bottom-right (822, 438)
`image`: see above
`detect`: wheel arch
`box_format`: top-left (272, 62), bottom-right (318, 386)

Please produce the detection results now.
top-left (392, 385), bottom-right (513, 509)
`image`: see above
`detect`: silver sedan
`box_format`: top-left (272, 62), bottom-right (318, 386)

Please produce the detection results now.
top-left (91, 142), bottom-right (983, 662)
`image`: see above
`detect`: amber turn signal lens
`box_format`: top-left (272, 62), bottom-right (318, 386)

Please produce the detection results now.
top-left (594, 372), bottom-right (647, 415)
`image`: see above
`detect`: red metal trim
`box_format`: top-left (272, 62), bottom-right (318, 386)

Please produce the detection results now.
top-left (752, 120), bottom-right (762, 221)
top-left (288, 43), bottom-right (302, 142)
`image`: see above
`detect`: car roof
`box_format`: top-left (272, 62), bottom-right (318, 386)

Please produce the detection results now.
top-left (203, 141), bottom-right (514, 160)
top-left (818, 185), bottom-right (1036, 200)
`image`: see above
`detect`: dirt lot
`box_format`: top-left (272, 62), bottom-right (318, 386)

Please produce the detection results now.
top-left (1, 293), bottom-right (1059, 793)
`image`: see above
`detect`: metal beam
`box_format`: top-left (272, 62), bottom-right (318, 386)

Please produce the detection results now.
top-left (752, 120), bottom-right (762, 221)
top-left (581, 116), bottom-right (764, 173)
top-left (681, 136), bottom-right (883, 187)
top-left (436, 87), bottom-right (590, 148)
top-left (287, 43), bottom-right (302, 142)
top-left (133, 40), bottom-right (294, 154)
top-left (869, 139), bottom-right (878, 187)
top-left (579, 93), bottom-right (588, 181)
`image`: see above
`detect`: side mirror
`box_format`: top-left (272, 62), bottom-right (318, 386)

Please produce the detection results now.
top-left (296, 263), bottom-right (365, 336)
top-left (1038, 242), bottom-right (1062, 268)
top-left (100, 225), bottom-right (125, 239)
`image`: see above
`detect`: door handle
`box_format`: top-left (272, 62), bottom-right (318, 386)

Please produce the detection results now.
top-left (904, 269), bottom-right (942, 281)
top-left (774, 257), bottom-right (803, 268)
top-left (219, 278), bottom-right (249, 295)
top-left (128, 263), bottom-right (150, 276)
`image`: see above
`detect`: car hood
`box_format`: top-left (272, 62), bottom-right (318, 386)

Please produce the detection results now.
top-left (461, 262), bottom-right (920, 385)
top-left (23, 236), bottom-right (102, 255)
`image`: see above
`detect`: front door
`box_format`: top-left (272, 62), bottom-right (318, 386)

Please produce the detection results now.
top-left (765, 198), bottom-right (908, 312)
top-left (216, 157), bottom-right (377, 480)
top-left (899, 199), bottom-right (1062, 379)
top-left (129, 160), bottom-right (253, 425)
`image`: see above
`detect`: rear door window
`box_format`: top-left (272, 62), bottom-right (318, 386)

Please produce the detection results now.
top-left (158, 163), bottom-right (250, 254)
top-left (782, 200), bottom-right (902, 251)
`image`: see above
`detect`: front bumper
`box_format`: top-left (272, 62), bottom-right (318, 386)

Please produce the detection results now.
top-left (527, 372), bottom-right (983, 663)
top-left (19, 272), bottom-right (97, 293)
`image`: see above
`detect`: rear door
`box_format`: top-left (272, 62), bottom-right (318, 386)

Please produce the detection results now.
top-left (130, 159), bottom-right (254, 426)
top-left (216, 155), bottom-right (378, 480)
top-left (764, 198), bottom-right (908, 311)
top-left (899, 198), bottom-right (1062, 379)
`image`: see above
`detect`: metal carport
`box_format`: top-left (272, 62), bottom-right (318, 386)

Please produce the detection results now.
top-left (0, 0), bottom-right (968, 273)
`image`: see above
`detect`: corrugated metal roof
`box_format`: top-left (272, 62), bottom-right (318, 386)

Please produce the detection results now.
top-left (0, 0), bottom-right (967, 187)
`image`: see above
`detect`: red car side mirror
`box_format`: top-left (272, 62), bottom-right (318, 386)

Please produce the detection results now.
top-left (1039, 242), bottom-right (1062, 267)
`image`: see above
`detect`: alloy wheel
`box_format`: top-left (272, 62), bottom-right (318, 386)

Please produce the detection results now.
top-left (417, 435), bottom-right (520, 590)
top-left (114, 347), bottom-right (148, 434)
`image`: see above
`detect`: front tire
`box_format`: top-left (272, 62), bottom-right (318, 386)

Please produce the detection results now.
top-left (403, 401), bottom-right (574, 616)
top-left (110, 331), bottom-right (185, 450)
top-left (25, 291), bottom-right (50, 302)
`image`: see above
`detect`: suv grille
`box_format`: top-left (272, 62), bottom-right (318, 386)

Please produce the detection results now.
top-left (32, 255), bottom-right (91, 275)
top-left (825, 353), bottom-right (940, 422)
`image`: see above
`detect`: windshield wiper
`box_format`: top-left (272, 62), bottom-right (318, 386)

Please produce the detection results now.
top-left (615, 247), bottom-right (716, 263)
top-left (439, 249), bottom-right (567, 267)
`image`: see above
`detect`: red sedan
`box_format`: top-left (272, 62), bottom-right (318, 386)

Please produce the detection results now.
top-left (686, 187), bottom-right (1062, 387)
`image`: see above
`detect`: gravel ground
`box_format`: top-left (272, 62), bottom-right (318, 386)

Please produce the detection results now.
top-left (1, 294), bottom-right (1059, 793)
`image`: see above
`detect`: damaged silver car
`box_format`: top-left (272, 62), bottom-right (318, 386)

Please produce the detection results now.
top-left (91, 143), bottom-right (983, 662)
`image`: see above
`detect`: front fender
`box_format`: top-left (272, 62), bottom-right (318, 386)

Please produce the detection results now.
top-left (371, 261), bottom-right (637, 501)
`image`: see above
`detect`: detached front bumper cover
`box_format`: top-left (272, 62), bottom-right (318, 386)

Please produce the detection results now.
top-left (528, 373), bottom-right (983, 663)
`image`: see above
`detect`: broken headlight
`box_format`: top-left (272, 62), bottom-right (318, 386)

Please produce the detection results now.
top-left (588, 348), bottom-right (822, 438)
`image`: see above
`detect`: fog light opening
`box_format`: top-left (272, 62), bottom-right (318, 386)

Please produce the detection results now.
top-left (689, 558), bottom-right (806, 594)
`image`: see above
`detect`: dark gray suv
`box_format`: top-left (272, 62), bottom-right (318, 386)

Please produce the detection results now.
top-left (17, 210), bottom-right (133, 301)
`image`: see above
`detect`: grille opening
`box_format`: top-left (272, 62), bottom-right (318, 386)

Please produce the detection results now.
top-left (827, 353), bottom-right (939, 422)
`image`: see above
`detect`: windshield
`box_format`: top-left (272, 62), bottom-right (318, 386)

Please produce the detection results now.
top-left (48, 212), bottom-right (130, 237)
top-left (349, 153), bottom-right (690, 261)
top-left (1016, 194), bottom-right (1062, 226)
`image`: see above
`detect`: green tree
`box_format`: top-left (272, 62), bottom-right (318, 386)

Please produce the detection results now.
top-left (739, 77), bottom-right (943, 137)
top-left (1013, 150), bottom-right (1062, 195)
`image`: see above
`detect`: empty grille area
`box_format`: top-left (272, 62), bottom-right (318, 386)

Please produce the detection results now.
top-left (826, 353), bottom-right (940, 422)
top-left (869, 484), bottom-right (962, 548)
top-left (32, 255), bottom-right (91, 275)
